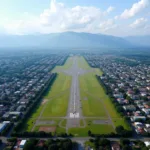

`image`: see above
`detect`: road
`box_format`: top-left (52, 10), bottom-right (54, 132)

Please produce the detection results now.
top-left (1, 136), bottom-right (150, 144)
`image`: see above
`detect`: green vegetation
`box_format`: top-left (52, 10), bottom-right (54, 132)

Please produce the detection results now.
top-left (78, 56), bottom-right (91, 70)
top-left (42, 90), bottom-right (70, 117)
top-left (69, 124), bottom-right (114, 137)
top-left (80, 119), bottom-right (84, 126)
top-left (24, 58), bottom-right (72, 131)
top-left (80, 90), bottom-right (107, 117)
top-left (113, 119), bottom-right (131, 130)
top-left (52, 57), bottom-right (73, 71)
top-left (61, 119), bottom-right (67, 127)
top-left (23, 56), bottom-right (128, 136)
top-left (78, 57), bottom-right (119, 118)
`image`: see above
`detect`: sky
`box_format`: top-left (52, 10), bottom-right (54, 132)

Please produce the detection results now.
top-left (0, 0), bottom-right (150, 36)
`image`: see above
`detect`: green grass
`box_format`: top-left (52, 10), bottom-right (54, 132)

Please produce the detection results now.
top-left (31, 70), bottom-right (71, 118)
top-left (28, 73), bottom-right (71, 118)
top-left (85, 141), bottom-right (95, 149)
top-left (78, 57), bottom-right (120, 118)
top-left (25, 118), bottom-right (37, 132)
top-left (80, 90), bottom-right (107, 117)
top-left (61, 119), bottom-right (67, 127)
top-left (113, 119), bottom-right (131, 130)
top-left (78, 56), bottom-right (91, 70)
top-left (26, 118), bottom-right (62, 132)
top-left (24, 57), bottom-right (73, 131)
top-left (94, 68), bottom-right (103, 76)
top-left (52, 57), bottom-right (73, 71)
top-left (80, 119), bottom-right (84, 126)
top-left (69, 124), bottom-right (114, 137)
top-left (42, 90), bottom-right (70, 117)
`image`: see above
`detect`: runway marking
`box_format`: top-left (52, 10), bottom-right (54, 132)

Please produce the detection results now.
top-left (70, 113), bottom-right (79, 118)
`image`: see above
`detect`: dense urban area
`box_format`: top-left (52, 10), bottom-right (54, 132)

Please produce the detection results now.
top-left (0, 50), bottom-right (150, 150)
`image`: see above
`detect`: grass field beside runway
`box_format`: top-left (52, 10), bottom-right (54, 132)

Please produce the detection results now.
top-left (78, 57), bottom-right (120, 118)
top-left (24, 57), bottom-right (72, 131)
top-left (41, 90), bottom-right (70, 117)
top-left (30, 72), bottom-right (71, 118)
top-left (113, 118), bottom-right (131, 130)
top-left (69, 124), bottom-right (114, 137)
top-left (25, 118), bottom-right (62, 132)
top-left (52, 57), bottom-right (73, 71)
top-left (80, 90), bottom-right (107, 117)
top-left (33, 118), bottom-right (66, 134)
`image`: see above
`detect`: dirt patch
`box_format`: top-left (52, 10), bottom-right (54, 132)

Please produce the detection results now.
top-left (39, 126), bottom-right (56, 133)
top-left (42, 99), bottom-right (48, 105)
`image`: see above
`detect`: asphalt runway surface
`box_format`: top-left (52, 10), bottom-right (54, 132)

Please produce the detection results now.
top-left (51, 56), bottom-right (114, 129)
top-left (66, 57), bottom-right (83, 128)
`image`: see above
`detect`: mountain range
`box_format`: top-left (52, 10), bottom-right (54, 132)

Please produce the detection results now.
top-left (0, 32), bottom-right (149, 49)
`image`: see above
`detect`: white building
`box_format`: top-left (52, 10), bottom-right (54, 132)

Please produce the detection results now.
top-left (0, 123), bottom-right (6, 132)
top-left (19, 140), bottom-right (27, 150)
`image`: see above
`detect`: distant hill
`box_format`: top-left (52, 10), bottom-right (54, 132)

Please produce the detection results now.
top-left (0, 32), bottom-right (132, 49)
top-left (125, 35), bottom-right (150, 47)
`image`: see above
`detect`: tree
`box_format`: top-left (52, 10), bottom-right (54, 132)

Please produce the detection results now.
top-left (62, 141), bottom-right (72, 149)
top-left (99, 139), bottom-right (110, 146)
top-left (7, 137), bottom-right (17, 143)
top-left (122, 145), bottom-right (132, 150)
top-left (120, 138), bottom-right (130, 146)
top-left (88, 130), bottom-right (92, 136)
top-left (116, 126), bottom-right (124, 134)
top-left (48, 144), bottom-right (58, 150)
top-left (141, 147), bottom-right (148, 150)
top-left (45, 139), bottom-right (54, 147)
top-left (23, 141), bottom-right (34, 150)
top-left (116, 106), bottom-right (124, 113)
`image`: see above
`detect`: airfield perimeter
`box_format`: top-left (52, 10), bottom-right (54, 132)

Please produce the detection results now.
top-left (24, 56), bottom-right (129, 137)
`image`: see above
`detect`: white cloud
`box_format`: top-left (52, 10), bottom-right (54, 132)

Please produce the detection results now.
top-left (130, 17), bottom-right (148, 28)
top-left (106, 6), bottom-right (115, 13)
top-left (120, 0), bottom-right (150, 19)
top-left (4, 0), bottom-right (114, 35)
top-left (2, 0), bottom-right (150, 36)
top-left (99, 19), bottom-right (117, 32)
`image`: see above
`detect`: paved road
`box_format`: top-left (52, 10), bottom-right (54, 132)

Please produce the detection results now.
top-left (1, 136), bottom-right (150, 144)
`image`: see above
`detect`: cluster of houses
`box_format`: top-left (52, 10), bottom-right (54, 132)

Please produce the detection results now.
top-left (0, 52), bottom-right (67, 134)
top-left (84, 54), bottom-right (150, 136)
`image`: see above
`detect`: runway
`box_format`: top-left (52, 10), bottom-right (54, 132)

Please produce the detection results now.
top-left (66, 57), bottom-right (83, 128)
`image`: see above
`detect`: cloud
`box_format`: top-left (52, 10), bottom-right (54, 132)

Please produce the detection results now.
top-left (99, 19), bottom-right (117, 32)
top-left (130, 17), bottom-right (148, 28)
top-left (4, 0), bottom-right (115, 35)
top-left (2, 0), bottom-right (150, 36)
top-left (120, 0), bottom-right (149, 19)
top-left (106, 6), bottom-right (115, 13)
